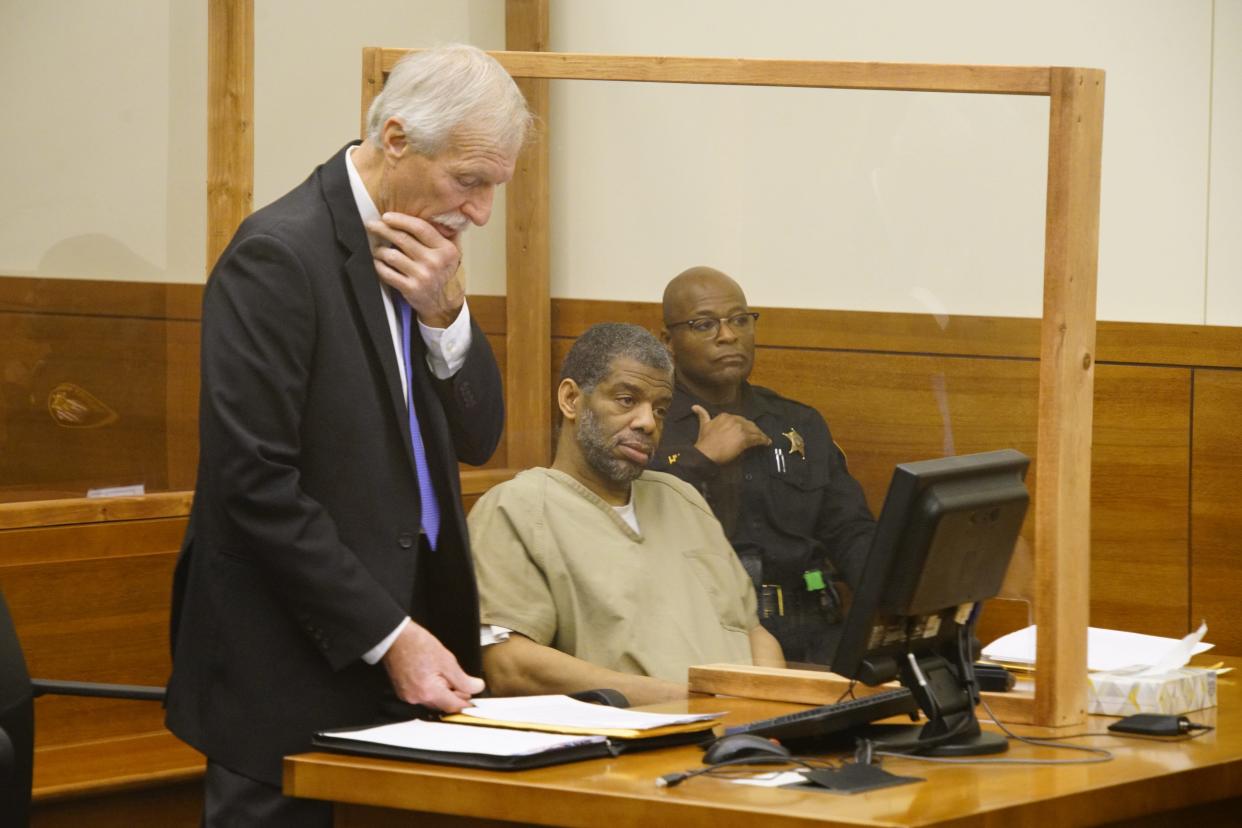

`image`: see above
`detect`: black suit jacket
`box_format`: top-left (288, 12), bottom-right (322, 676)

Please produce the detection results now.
top-left (165, 142), bottom-right (504, 784)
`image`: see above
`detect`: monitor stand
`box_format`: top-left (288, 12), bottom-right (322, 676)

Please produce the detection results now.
top-left (857, 641), bottom-right (1008, 757)
top-left (898, 648), bottom-right (1007, 756)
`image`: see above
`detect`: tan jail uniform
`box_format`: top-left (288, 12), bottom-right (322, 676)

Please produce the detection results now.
top-left (468, 468), bottom-right (759, 682)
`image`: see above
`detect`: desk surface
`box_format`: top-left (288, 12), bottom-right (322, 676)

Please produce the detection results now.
top-left (285, 660), bottom-right (1241, 828)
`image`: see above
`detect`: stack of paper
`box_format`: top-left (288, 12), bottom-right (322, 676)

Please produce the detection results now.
top-left (445, 694), bottom-right (724, 738)
top-left (328, 719), bottom-right (605, 757)
top-left (981, 624), bottom-right (1214, 673)
top-left (315, 694), bottom-right (724, 769)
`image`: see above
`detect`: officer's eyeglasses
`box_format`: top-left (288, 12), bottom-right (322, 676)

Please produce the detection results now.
top-left (665, 312), bottom-right (760, 338)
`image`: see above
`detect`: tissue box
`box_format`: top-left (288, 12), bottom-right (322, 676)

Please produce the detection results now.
top-left (1087, 667), bottom-right (1217, 716)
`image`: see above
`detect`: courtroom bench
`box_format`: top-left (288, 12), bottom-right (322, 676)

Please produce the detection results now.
top-left (1, 493), bottom-right (203, 826)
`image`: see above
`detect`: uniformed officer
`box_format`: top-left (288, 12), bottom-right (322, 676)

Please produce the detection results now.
top-left (651, 266), bottom-right (876, 665)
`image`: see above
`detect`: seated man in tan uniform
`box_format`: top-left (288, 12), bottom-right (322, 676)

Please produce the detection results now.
top-left (469, 323), bottom-right (784, 705)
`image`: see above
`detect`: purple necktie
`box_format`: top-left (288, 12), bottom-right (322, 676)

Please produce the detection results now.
top-left (394, 292), bottom-right (440, 550)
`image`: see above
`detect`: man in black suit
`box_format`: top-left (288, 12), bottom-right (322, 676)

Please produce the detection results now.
top-left (166, 44), bottom-right (530, 826)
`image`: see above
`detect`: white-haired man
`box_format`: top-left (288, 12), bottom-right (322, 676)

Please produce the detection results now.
top-left (166, 45), bottom-right (531, 826)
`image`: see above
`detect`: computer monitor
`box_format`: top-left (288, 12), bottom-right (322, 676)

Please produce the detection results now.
top-left (832, 449), bottom-right (1030, 756)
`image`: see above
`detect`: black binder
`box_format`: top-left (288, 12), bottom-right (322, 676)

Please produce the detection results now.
top-left (311, 724), bottom-right (618, 771)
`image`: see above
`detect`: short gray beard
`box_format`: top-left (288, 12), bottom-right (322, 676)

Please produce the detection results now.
top-left (576, 405), bottom-right (645, 485)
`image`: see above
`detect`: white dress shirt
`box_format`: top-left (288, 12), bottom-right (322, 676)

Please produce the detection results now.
top-left (345, 146), bottom-right (474, 665)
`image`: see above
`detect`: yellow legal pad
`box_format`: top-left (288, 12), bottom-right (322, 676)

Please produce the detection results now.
top-left (441, 713), bottom-right (721, 740)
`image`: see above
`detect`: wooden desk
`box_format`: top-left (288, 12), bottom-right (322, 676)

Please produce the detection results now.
top-left (285, 660), bottom-right (1242, 827)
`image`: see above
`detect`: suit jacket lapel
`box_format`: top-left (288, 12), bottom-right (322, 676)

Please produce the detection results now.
top-left (321, 142), bottom-right (414, 461)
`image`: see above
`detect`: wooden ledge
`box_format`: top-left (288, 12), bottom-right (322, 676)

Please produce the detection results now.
top-left (0, 467), bottom-right (518, 531)
top-left (0, 492), bottom-right (194, 531)
top-left (689, 663), bottom-right (1044, 727)
top-left (32, 730), bottom-right (205, 803)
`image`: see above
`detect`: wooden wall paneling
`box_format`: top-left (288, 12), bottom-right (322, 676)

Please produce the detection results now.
top-left (978, 366), bottom-right (1194, 647)
top-left (0, 306), bottom-right (176, 502)
top-left (1191, 370), bottom-right (1242, 656)
top-left (1033, 66), bottom-right (1105, 727)
top-left (0, 276), bottom-right (204, 500)
top-left (748, 349), bottom-right (1041, 510)
top-left (206, 0), bottom-right (253, 271)
top-left (32, 779), bottom-right (202, 828)
top-left (0, 513), bottom-right (187, 564)
top-left (164, 315), bottom-right (201, 491)
top-left (503, 0), bottom-right (552, 470)
top-left (544, 296), bottom-right (1242, 373)
top-left (1, 516), bottom-right (187, 748)
top-left (1097, 321), bottom-right (1242, 370)
top-left (0, 278), bottom-right (199, 319)
top-left (1088, 365), bottom-right (1191, 637)
top-left (551, 300), bottom-right (1242, 374)
top-left (468, 295), bottom-right (506, 337)
top-left (471, 333), bottom-right (508, 471)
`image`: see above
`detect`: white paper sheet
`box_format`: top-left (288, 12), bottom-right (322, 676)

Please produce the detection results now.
top-left (730, 771), bottom-right (808, 787)
top-left (330, 719), bottom-right (606, 757)
top-left (461, 695), bottom-right (723, 731)
top-left (1137, 622), bottom-right (1209, 675)
top-left (982, 624), bottom-right (1213, 673)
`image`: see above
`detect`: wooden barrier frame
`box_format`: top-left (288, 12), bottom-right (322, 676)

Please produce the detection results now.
top-left (363, 49), bottom-right (1104, 728)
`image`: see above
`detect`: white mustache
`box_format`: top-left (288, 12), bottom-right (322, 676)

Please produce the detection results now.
top-left (431, 212), bottom-right (470, 233)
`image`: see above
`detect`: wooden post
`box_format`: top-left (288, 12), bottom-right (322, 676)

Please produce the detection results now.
top-left (360, 47), bottom-right (384, 141)
top-left (184, 0), bottom-right (251, 490)
top-left (1033, 67), bottom-right (1105, 726)
top-left (504, 0), bottom-right (552, 469)
top-left (206, 0), bottom-right (253, 272)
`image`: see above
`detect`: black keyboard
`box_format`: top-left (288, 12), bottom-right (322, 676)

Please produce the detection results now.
top-left (726, 688), bottom-right (919, 744)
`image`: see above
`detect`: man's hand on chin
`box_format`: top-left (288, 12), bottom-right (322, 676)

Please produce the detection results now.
top-left (381, 621), bottom-right (485, 713)
top-left (367, 212), bottom-right (466, 328)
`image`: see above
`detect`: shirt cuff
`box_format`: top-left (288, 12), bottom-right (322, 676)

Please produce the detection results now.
top-left (480, 624), bottom-right (512, 647)
top-left (418, 299), bottom-right (473, 379)
top-left (362, 617), bottom-right (410, 664)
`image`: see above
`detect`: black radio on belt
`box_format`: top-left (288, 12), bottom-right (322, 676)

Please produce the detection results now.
top-left (758, 571), bottom-right (842, 624)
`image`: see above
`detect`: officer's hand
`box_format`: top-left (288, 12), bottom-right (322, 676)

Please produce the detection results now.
top-left (381, 621), bottom-right (485, 713)
top-left (691, 404), bottom-right (771, 465)
top-left (367, 212), bottom-right (466, 329)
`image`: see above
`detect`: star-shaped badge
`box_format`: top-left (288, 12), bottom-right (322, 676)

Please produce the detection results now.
top-left (783, 428), bottom-right (805, 458)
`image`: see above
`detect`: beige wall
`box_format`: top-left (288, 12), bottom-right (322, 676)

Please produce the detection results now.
top-left (1209, 0), bottom-right (1242, 326)
top-left (1, 1), bottom-right (1238, 326)
top-left (0, 0), bottom-right (206, 283)
top-left (543, 0), bottom-right (1239, 326)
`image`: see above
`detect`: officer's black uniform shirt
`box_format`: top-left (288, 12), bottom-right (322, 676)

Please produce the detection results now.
top-left (650, 381), bottom-right (876, 663)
